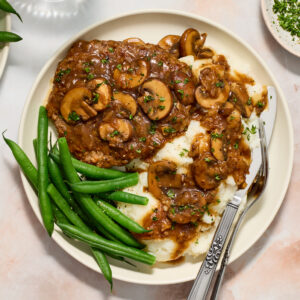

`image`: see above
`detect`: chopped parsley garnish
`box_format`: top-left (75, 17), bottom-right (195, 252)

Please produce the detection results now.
top-left (152, 216), bottom-right (158, 221)
top-left (153, 141), bottom-right (158, 146)
top-left (204, 157), bottom-right (211, 163)
top-left (87, 73), bottom-right (95, 80)
top-left (139, 137), bottom-right (146, 142)
top-left (159, 97), bottom-right (165, 102)
top-left (211, 132), bottom-right (223, 139)
top-left (96, 82), bottom-right (103, 88)
top-left (149, 123), bottom-right (157, 135)
top-left (230, 116), bottom-right (235, 120)
top-left (234, 142), bottom-right (239, 149)
top-left (129, 114), bottom-right (133, 120)
top-left (184, 78), bottom-right (189, 84)
top-left (55, 68), bottom-right (71, 82)
top-left (144, 95), bottom-right (154, 103)
top-left (175, 80), bottom-right (182, 84)
top-left (84, 67), bottom-right (91, 73)
top-left (215, 174), bottom-right (221, 181)
top-left (128, 68), bottom-right (134, 73)
top-left (167, 189), bottom-right (175, 199)
top-left (110, 130), bottom-right (119, 137)
top-left (155, 175), bottom-right (160, 181)
top-left (101, 59), bottom-right (108, 64)
top-left (158, 105), bottom-right (165, 110)
top-left (92, 92), bottom-right (99, 103)
top-left (215, 81), bottom-right (224, 88)
top-left (243, 125), bottom-right (257, 141)
top-left (136, 149), bottom-right (141, 154)
top-left (177, 89), bottom-right (184, 98)
top-left (163, 127), bottom-right (176, 134)
top-left (158, 61), bottom-right (163, 66)
top-left (170, 208), bottom-right (176, 215)
top-left (68, 111), bottom-right (80, 122)
top-left (116, 64), bottom-right (122, 70)
top-left (273, 0), bottom-right (300, 39)
top-left (171, 116), bottom-right (177, 123)
top-left (211, 147), bottom-right (215, 153)
top-left (216, 199), bottom-right (221, 203)
top-left (257, 101), bottom-right (264, 108)
top-left (233, 97), bottom-right (238, 103)
top-left (247, 97), bottom-right (252, 105)
top-left (108, 47), bottom-right (114, 53)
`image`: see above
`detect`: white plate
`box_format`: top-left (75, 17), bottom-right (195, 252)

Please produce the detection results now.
top-left (18, 10), bottom-right (294, 285)
top-left (261, 0), bottom-right (300, 57)
top-left (0, 11), bottom-right (11, 79)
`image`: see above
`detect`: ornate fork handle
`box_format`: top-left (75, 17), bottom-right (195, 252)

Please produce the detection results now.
top-left (188, 202), bottom-right (239, 300)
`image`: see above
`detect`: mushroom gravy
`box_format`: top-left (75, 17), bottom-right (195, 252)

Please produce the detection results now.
top-left (46, 28), bottom-right (267, 260)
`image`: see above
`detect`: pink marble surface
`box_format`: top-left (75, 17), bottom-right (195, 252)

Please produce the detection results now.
top-left (0, 0), bottom-right (299, 299)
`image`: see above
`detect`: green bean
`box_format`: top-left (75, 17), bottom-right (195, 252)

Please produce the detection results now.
top-left (37, 106), bottom-right (53, 236)
top-left (52, 203), bottom-right (70, 225)
top-left (48, 156), bottom-right (88, 222)
top-left (0, 31), bottom-right (22, 42)
top-left (0, 0), bottom-right (22, 22)
top-left (96, 200), bottom-right (150, 234)
top-left (69, 173), bottom-right (138, 194)
top-left (5, 135), bottom-right (115, 285)
top-left (99, 191), bottom-right (148, 205)
top-left (58, 137), bottom-right (143, 248)
top-left (50, 146), bottom-right (127, 180)
top-left (58, 223), bottom-right (155, 265)
top-left (47, 184), bottom-right (90, 232)
top-left (91, 249), bottom-right (112, 288)
top-left (3, 134), bottom-right (38, 189)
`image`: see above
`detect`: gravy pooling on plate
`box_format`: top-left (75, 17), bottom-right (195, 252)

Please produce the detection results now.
top-left (46, 28), bottom-right (267, 260)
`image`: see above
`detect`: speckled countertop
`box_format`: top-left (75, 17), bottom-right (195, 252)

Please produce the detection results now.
top-left (1, 0), bottom-right (299, 299)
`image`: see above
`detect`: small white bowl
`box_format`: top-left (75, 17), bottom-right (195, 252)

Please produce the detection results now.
top-left (261, 0), bottom-right (300, 57)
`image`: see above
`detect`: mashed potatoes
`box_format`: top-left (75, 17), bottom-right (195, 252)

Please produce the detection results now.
top-left (118, 55), bottom-right (260, 262)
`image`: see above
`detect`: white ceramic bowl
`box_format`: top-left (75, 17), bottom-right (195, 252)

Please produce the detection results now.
top-left (261, 0), bottom-right (300, 57)
top-left (18, 10), bottom-right (294, 285)
top-left (0, 11), bottom-right (11, 79)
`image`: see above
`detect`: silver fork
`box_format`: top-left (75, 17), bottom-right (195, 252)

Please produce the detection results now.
top-left (188, 119), bottom-right (268, 300)
top-left (209, 120), bottom-right (269, 299)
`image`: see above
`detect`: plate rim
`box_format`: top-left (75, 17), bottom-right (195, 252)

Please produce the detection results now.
top-left (18, 9), bottom-right (294, 285)
top-left (0, 13), bottom-right (11, 79)
top-left (261, 0), bottom-right (300, 58)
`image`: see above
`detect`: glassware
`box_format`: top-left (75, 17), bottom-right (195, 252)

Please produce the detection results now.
top-left (11, 0), bottom-right (85, 19)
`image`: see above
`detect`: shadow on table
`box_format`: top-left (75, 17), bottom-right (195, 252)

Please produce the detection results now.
top-left (259, 7), bottom-right (300, 76)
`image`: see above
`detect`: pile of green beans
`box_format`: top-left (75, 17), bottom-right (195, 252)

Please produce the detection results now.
top-left (3, 106), bottom-right (155, 288)
top-left (0, 0), bottom-right (22, 43)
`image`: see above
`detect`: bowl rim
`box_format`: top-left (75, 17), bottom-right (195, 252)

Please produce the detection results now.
top-left (18, 9), bottom-right (294, 285)
top-left (261, 0), bottom-right (300, 58)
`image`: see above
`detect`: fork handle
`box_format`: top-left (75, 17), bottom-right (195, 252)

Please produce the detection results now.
top-left (187, 202), bottom-right (239, 300)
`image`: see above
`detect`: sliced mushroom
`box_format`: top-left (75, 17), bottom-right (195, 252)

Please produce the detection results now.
top-left (158, 35), bottom-right (181, 58)
top-left (230, 82), bottom-right (253, 118)
top-left (60, 87), bottom-right (97, 123)
top-left (192, 157), bottom-right (227, 190)
top-left (113, 60), bottom-right (149, 89)
top-left (197, 47), bottom-right (215, 59)
top-left (189, 133), bottom-right (210, 157)
top-left (113, 92), bottom-right (137, 117)
top-left (99, 118), bottom-right (133, 145)
top-left (87, 78), bottom-right (111, 111)
top-left (195, 65), bottom-right (230, 108)
top-left (137, 79), bottom-right (173, 120)
top-left (211, 131), bottom-right (225, 161)
top-left (180, 28), bottom-right (207, 58)
top-left (123, 37), bottom-right (145, 45)
top-left (226, 109), bottom-right (241, 130)
top-left (148, 160), bottom-right (182, 201)
top-left (219, 101), bottom-right (234, 116)
top-left (171, 72), bottom-right (195, 105)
